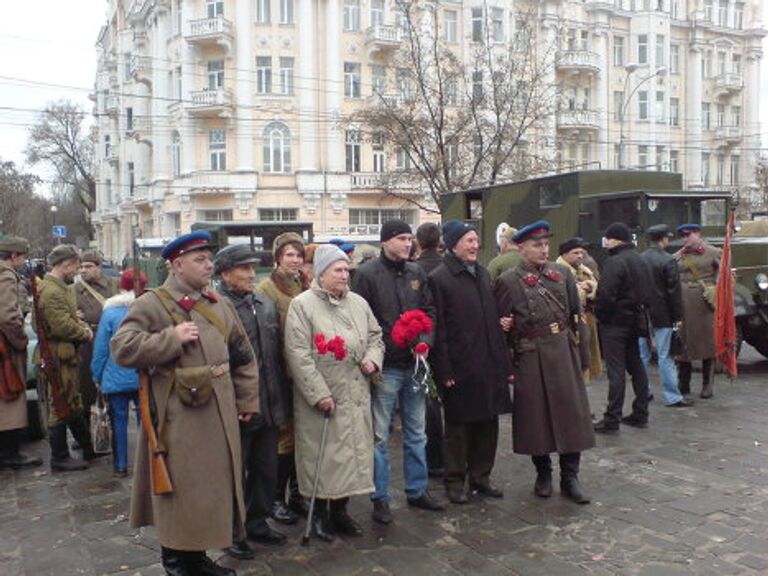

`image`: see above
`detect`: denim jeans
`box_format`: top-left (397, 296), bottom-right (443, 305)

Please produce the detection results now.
top-left (107, 392), bottom-right (139, 471)
top-left (371, 367), bottom-right (428, 502)
top-left (639, 328), bottom-right (684, 406)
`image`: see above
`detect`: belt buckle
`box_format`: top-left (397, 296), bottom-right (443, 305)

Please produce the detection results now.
top-left (549, 322), bottom-right (560, 334)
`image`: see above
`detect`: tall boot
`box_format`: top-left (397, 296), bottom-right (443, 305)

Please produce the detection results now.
top-left (160, 547), bottom-right (192, 576)
top-left (701, 359), bottom-right (715, 399)
top-left (532, 455), bottom-right (553, 497)
top-left (310, 499), bottom-right (334, 543)
top-left (677, 362), bottom-right (692, 396)
top-left (559, 452), bottom-right (589, 504)
top-left (185, 551), bottom-right (235, 576)
top-left (330, 497), bottom-right (363, 536)
top-left (68, 415), bottom-right (102, 461)
top-left (0, 429), bottom-right (42, 470)
top-left (49, 425), bottom-right (87, 472)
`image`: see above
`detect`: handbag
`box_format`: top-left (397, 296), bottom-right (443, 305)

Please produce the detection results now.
top-left (90, 393), bottom-right (112, 454)
top-left (669, 328), bottom-right (685, 357)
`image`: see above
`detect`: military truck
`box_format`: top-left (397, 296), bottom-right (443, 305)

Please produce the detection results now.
top-left (441, 170), bottom-right (768, 357)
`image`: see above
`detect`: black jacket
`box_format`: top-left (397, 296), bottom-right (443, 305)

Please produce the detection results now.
top-left (218, 284), bottom-right (287, 428)
top-left (351, 252), bottom-right (435, 369)
top-left (641, 245), bottom-right (683, 328)
top-left (415, 249), bottom-right (443, 275)
top-left (595, 243), bottom-right (653, 327)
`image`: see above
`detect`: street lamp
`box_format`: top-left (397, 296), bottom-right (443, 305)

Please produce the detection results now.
top-left (618, 64), bottom-right (667, 169)
top-left (50, 205), bottom-right (59, 246)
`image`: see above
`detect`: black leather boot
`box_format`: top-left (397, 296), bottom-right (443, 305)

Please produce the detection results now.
top-left (532, 455), bottom-right (553, 498)
top-left (701, 359), bottom-right (715, 399)
top-left (0, 430), bottom-right (42, 470)
top-left (49, 425), bottom-right (87, 472)
top-left (559, 453), bottom-right (590, 504)
top-left (330, 497), bottom-right (363, 536)
top-left (677, 361), bottom-right (692, 396)
top-left (186, 551), bottom-right (235, 576)
top-left (161, 547), bottom-right (192, 576)
top-left (310, 499), bottom-right (334, 543)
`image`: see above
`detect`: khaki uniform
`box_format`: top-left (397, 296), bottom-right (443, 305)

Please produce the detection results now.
top-left (0, 262), bottom-right (28, 431)
top-left (34, 274), bottom-right (91, 426)
top-left (111, 274), bottom-right (260, 551)
top-left (675, 244), bottom-right (720, 361)
top-left (487, 250), bottom-right (522, 286)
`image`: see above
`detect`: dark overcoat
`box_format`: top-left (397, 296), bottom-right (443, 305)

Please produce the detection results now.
top-left (494, 261), bottom-right (595, 456)
top-left (0, 262), bottom-right (28, 431)
top-left (429, 254), bottom-right (513, 424)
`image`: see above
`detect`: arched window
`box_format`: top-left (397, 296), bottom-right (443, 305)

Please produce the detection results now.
top-left (171, 131), bottom-right (181, 177)
top-left (263, 122), bottom-right (291, 173)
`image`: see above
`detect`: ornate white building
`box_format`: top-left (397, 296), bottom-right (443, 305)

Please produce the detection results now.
top-left (92, 0), bottom-right (764, 259)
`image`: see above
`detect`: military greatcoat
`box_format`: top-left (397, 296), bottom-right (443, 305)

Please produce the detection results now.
top-left (111, 274), bottom-right (260, 551)
top-left (35, 274), bottom-right (91, 426)
top-left (494, 261), bottom-right (595, 456)
top-left (0, 261), bottom-right (29, 431)
top-left (675, 243), bottom-right (721, 361)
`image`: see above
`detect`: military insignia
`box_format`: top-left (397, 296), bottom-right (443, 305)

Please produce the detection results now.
top-left (411, 279), bottom-right (420, 291)
top-left (543, 269), bottom-right (561, 282)
top-left (178, 295), bottom-right (196, 312)
top-left (522, 273), bottom-right (538, 287)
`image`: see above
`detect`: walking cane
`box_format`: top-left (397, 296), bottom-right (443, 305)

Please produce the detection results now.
top-left (301, 412), bottom-right (331, 546)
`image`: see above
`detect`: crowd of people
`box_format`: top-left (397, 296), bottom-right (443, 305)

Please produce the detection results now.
top-left (0, 216), bottom-right (723, 576)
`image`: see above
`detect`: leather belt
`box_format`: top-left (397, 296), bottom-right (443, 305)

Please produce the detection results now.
top-left (519, 321), bottom-right (567, 340)
top-left (210, 362), bottom-right (230, 377)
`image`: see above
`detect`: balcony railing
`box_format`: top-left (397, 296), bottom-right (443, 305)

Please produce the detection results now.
top-left (556, 109), bottom-right (600, 130)
top-left (187, 88), bottom-right (234, 116)
top-left (715, 125), bottom-right (742, 144)
top-left (714, 72), bottom-right (743, 94)
top-left (130, 55), bottom-right (152, 82)
top-left (556, 50), bottom-right (601, 73)
top-left (185, 17), bottom-right (234, 50)
top-left (366, 24), bottom-right (402, 45)
top-left (105, 95), bottom-right (119, 115)
top-left (351, 173), bottom-right (385, 189)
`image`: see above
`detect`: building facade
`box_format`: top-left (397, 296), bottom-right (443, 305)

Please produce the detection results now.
top-left (92, 0), bottom-right (764, 259)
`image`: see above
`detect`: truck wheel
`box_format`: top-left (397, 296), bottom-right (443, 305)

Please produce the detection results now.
top-left (750, 333), bottom-right (768, 359)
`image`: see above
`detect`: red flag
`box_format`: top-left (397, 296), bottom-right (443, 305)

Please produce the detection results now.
top-left (714, 212), bottom-right (738, 378)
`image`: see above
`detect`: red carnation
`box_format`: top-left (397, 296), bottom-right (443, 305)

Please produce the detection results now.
top-left (414, 342), bottom-right (430, 356)
top-left (391, 309), bottom-right (433, 350)
top-left (326, 336), bottom-right (348, 361)
top-left (314, 333), bottom-right (328, 355)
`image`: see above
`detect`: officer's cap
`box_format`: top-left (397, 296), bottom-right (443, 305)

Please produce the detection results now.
top-left (512, 220), bottom-right (553, 244)
top-left (161, 231), bottom-right (215, 262)
top-left (676, 223), bottom-right (702, 236)
top-left (646, 224), bottom-right (673, 241)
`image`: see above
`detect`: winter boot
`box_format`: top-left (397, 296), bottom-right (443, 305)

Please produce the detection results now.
top-left (701, 359), bottom-right (715, 399)
top-left (0, 429), bottom-right (42, 470)
top-left (559, 452), bottom-right (590, 504)
top-left (330, 497), bottom-right (363, 536)
top-left (310, 499), bottom-right (334, 543)
top-left (49, 425), bottom-right (87, 472)
top-left (677, 361), bottom-right (692, 396)
top-left (532, 454), bottom-right (553, 497)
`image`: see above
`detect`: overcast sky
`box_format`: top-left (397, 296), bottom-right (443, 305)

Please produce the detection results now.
top-left (1, 2), bottom-right (767, 191)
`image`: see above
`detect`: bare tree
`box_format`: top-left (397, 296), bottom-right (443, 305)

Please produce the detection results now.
top-left (349, 1), bottom-right (559, 213)
top-left (0, 159), bottom-right (53, 256)
top-left (25, 100), bottom-right (96, 224)
top-left (752, 156), bottom-right (768, 216)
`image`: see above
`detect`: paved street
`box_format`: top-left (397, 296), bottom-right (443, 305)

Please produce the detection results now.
top-left (2, 345), bottom-right (768, 576)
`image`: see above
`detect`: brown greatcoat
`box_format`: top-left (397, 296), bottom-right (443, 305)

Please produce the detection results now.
top-left (73, 275), bottom-right (119, 407)
top-left (494, 261), bottom-right (595, 456)
top-left (675, 243), bottom-right (721, 361)
top-left (0, 261), bottom-right (28, 431)
top-left (111, 274), bottom-right (260, 551)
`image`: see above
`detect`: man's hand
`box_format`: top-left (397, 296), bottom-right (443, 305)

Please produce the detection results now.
top-left (673, 321), bottom-right (682, 330)
top-left (174, 321), bottom-right (199, 344)
top-left (238, 412), bottom-right (254, 423)
top-left (444, 379), bottom-right (456, 389)
top-left (577, 281), bottom-right (593, 294)
top-left (82, 326), bottom-right (94, 342)
top-left (316, 396), bottom-right (335, 415)
top-left (76, 310), bottom-right (85, 321)
top-left (360, 359), bottom-right (377, 375)
top-left (500, 315), bottom-right (514, 332)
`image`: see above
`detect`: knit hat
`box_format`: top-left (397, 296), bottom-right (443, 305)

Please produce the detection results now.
top-left (442, 220), bottom-right (477, 252)
top-left (47, 244), bottom-right (80, 268)
top-left (314, 244), bottom-right (350, 277)
top-left (81, 249), bottom-right (103, 265)
top-left (604, 222), bottom-right (632, 243)
top-left (273, 232), bottom-right (305, 258)
top-left (380, 219), bottom-right (412, 243)
top-left (120, 268), bottom-right (148, 291)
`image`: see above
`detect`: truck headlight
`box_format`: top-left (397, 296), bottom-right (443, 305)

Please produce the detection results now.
top-left (755, 273), bottom-right (768, 291)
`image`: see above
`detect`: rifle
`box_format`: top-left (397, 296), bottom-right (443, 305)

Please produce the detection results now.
top-left (0, 333), bottom-right (25, 401)
top-left (138, 370), bottom-right (173, 495)
top-left (30, 275), bottom-right (72, 420)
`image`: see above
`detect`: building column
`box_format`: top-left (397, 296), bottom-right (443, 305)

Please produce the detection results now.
top-left (325, 0), bottom-right (343, 172)
top-left (743, 48), bottom-right (762, 196)
top-left (684, 45), bottom-right (703, 187)
top-left (235, 0), bottom-right (253, 171)
top-left (299, 0), bottom-right (318, 171)
top-left (152, 11), bottom-right (171, 181)
top-left (593, 29), bottom-right (609, 169)
top-left (181, 0), bottom-right (196, 175)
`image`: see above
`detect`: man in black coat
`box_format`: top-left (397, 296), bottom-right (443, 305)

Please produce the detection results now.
top-left (415, 222), bottom-right (443, 275)
top-left (215, 245), bottom-right (288, 559)
top-left (352, 220), bottom-right (443, 525)
top-left (594, 222), bottom-right (653, 433)
top-left (429, 221), bottom-right (513, 504)
top-left (640, 225), bottom-right (692, 408)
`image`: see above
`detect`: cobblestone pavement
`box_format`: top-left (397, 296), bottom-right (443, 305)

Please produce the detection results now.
top-left (2, 346), bottom-right (768, 576)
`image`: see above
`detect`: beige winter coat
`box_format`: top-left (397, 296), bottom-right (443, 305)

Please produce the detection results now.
top-left (0, 262), bottom-right (28, 431)
top-left (111, 274), bottom-right (260, 551)
top-left (285, 281), bottom-right (384, 499)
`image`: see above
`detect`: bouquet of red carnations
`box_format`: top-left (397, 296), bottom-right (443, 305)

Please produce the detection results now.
top-left (391, 310), bottom-right (434, 394)
top-left (314, 332), bottom-right (382, 384)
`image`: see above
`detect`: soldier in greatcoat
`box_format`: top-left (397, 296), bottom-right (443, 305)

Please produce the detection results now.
top-left (73, 250), bottom-right (119, 411)
top-left (111, 231), bottom-right (260, 576)
top-left (35, 244), bottom-right (97, 471)
top-left (494, 221), bottom-right (595, 504)
top-left (0, 237), bottom-right (42, 470)
top-left (674, 223), bottom-right (721, 399)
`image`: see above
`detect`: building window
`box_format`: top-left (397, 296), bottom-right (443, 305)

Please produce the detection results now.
top-left (472, 71), bottom-right (483, 101)
top-left (638, 90), bottom-right (648, 120)
top-left (732, 53), bottom-right (742, 74)
top-left (126, 107), bottom-right (133, 132)
top-left (656, 146), bottom-right (666, 170)
top-left (613, 90), bottom-right (624, 122)
top-left (670, 0), bottom-right (679, 18)
top-left (444, 10), bottom-right (457, 43)
top-left (396, 147), bottom-right (412, 170)
top-left (259, 208), bottom-right (298, 221)
top-left (396, 69), bottom-right (411, 101)
top-left (344, 0), bottom-right (360, 31)
top-left (280, 0), bottom-right (293, 24)
top-left (445, 77), bottom-right (458, 106)
top-left (370, 0), bottom-right (384, 27)
top-left (209, 129), bottom-right (226, 171)
top-left (256, 0), bottom-right (270, 24)
top-left (717, 0), bottom-right (729, 26)
top-left (372, 133), bottom-right (386, 173)
top-left (704, 0), bottom-right (713, 21)
top-left (279, 57), bottom-right (294, 95)
top-left (670, 150), bottom-right (680, 173)
top-left (207, 0), bottom-right (223, 18)
top-left (730, 155), bottom-right (740, 184)
top-left (171, 131), bottom-right (181, 177)
top-left (613, 36), bottom-right (625, 67)
top-left (127, 162), bottom-right (135, 196)
top-left (655, 35), bottom-right (665, 67)
top-left (717, 51), bottom-right (727, 76)
top-left (207, 60), bottom-right (224, 90)
top-left (344, 62), bottom-right (361, 98)
top-left (263, 122), bottom-right (291, 173)
top-left (471, 8), bottom-right (483, 42)
top-left (716, 154), bottom-right (725, 185)
top-left (638, 145), bottom-right (649, 169)
top-left (256, 56), bottom-right (272, 93)
top-left (716, 103), bottom-right (725, 127)
top-left (669, 97), bottom-right (680, 126)
top-left (732, 106), bottom-right (741, 127)
top-left (638, 34), bottom-right (648, 64)
top-left (734, 2), bottom-right (744, 29)
top-left (670, 44), bottom-right (680, 74)
top-left (371, 65), bottom-right (385, 96)
top-left (349, 208), bottom-right (416, 227)
top-left (613, 144), bottom-right (621, 169)
top-left (702, 153), bottom-right (711, 185)
top-left (345, 130), bottom-right (361, 172)
top-left (104, 134), bottom-right (111, 157)
top-left (579, 30), bottom-right (589, 51)
top-left (106, 179), bottom-right (113, 206)
top-left (655, 91), bottom-right (665, 122)
top-left (701, 103), bottom-right (711, 130)
top-left (491, 8), bottom-right (503, 42)
top-left (175, 66), bottom-right (183, 101)
top-left (198, 209), bottom-right (233, 222)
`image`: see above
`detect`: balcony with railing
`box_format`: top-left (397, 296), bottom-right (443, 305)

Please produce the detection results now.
top-left (555, 50), bottom-right (601, 74)
top-left (556, 109), bottom-right (600, 131)
top-left (105, 94), bottom-right (119, 115)
top-left (715, 125), bottom-right (742, 146)
top-left (185, 17), bottom-right (234, 50)
top-left (366, 25), bottom-right (402, 54)
top-left (130, 55), bottom-right (152, 84)
top-left (187, 88), bottom-right (234, 117)
top-left (351, 173), bottom-right (385, 189)
top-left (713, 72), bottom-right (743, 96)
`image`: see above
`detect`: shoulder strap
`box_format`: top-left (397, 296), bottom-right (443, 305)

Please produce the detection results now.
top-left (192, 300), bottom-right (229, 339)
top-left (149, 288), bottom-right (187, 326)
top-left (78, 280), bottom-right (107, 307)
top-left (682, 254), bottom-right (702, 282)
top-left (149, 288), bottom-right (228, 339)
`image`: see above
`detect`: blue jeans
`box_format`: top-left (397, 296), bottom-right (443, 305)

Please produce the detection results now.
top-left (107, 392), bottom-right (139, 471)
top-left (639, 328), bottom-right (684, 406)
top-left (371, 367), bottom-right (428, 502)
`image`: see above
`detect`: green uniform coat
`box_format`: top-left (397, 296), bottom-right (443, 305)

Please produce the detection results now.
top-left (0, 262), bottom-right (28, 431)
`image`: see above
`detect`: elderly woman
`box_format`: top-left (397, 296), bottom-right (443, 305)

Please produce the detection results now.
top-left (257, 233), bottom-right (311, 524)
top-left (285, 244), bottom-right (384, 542)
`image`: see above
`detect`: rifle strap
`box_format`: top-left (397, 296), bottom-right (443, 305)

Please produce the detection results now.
top-left (150, 288), bottom-right (228, 339)
top-left (77, 280), bottom-right (107, 308)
